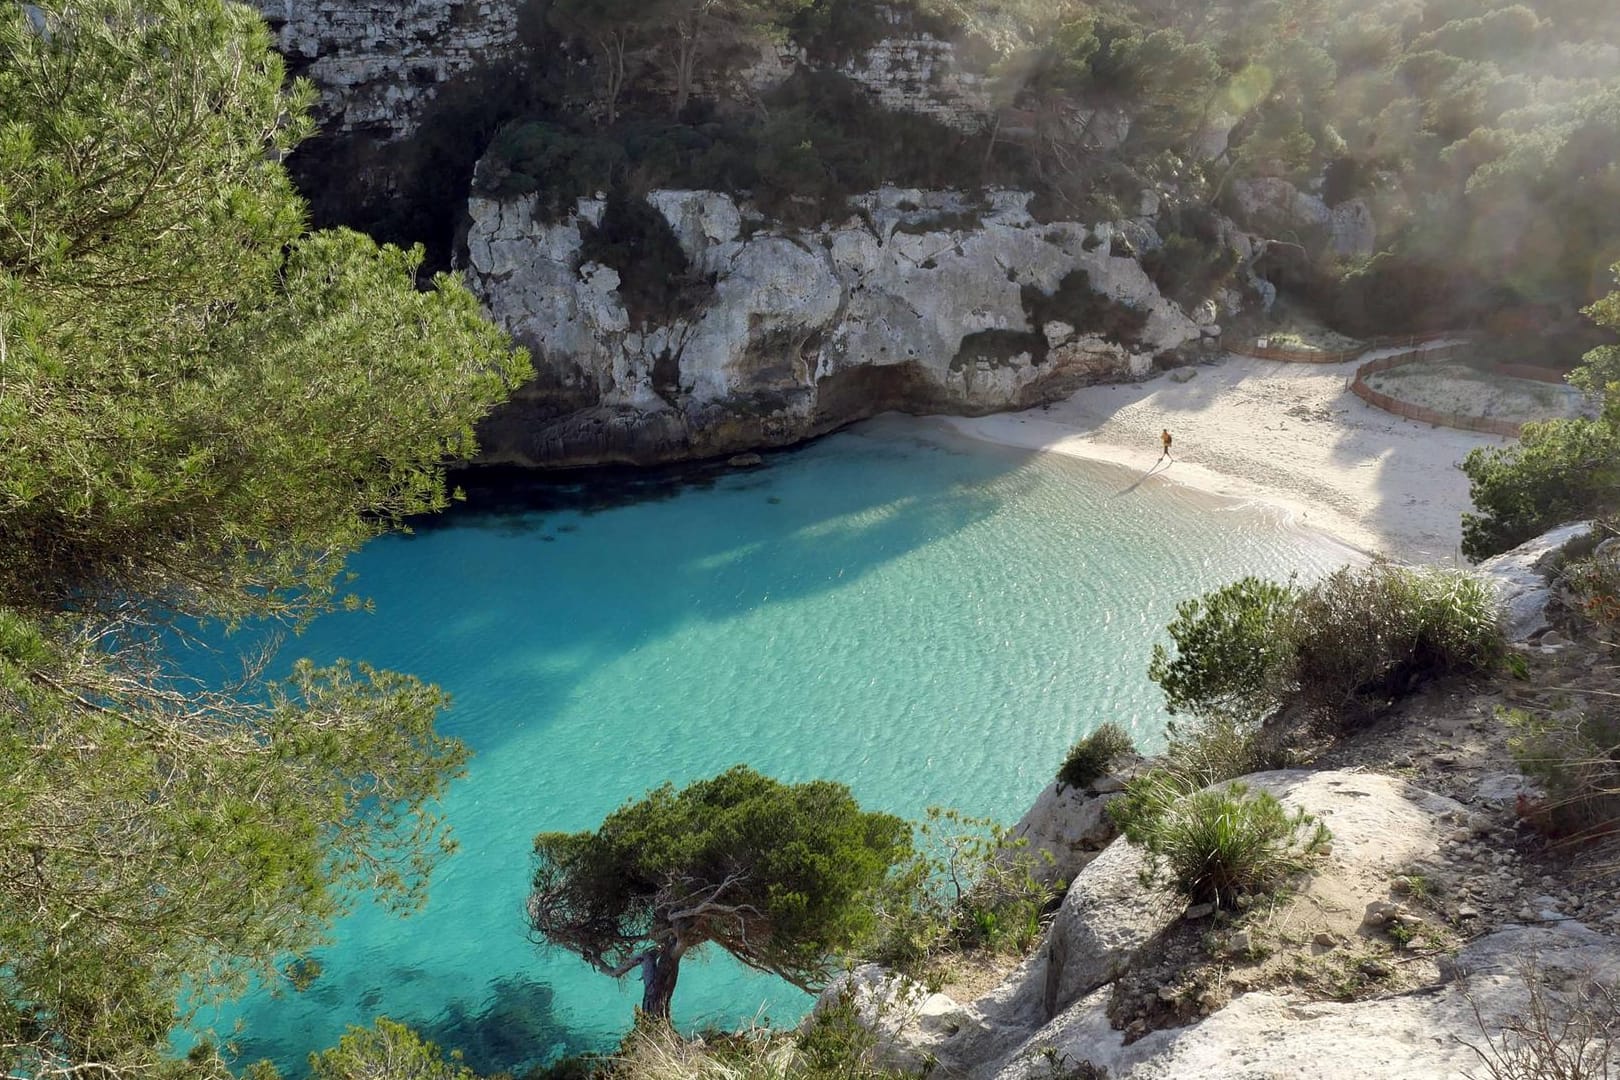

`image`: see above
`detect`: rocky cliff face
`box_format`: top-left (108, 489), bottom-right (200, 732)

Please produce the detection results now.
top-left (464, 187), bottom-right (1213, 468)
top-left (249, 0), bottom-right (522, 140)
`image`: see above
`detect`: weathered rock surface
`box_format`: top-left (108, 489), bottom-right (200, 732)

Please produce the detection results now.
top-left (465, 187), bottom-right (1203, 467)
top-left (846, 770), bottom-right (1483, 1078)
top-left (989, 921), bottom-right (1620, 1080)
top-left (1477, 520), bottom-right (1595, 641)
top-left (249, 0), bottom-right (522, 140)
top-left (1003, 779), bottom-right (1127, 889)
top-left (1232, 177), bottom-right (1376, 259)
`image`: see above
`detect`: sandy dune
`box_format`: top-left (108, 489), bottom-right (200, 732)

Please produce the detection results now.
top-left (938, 348), bottom-right (1511, 566)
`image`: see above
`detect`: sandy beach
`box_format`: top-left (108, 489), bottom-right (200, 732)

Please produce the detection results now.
top-left (938, 349), bottom-right (1514, 566)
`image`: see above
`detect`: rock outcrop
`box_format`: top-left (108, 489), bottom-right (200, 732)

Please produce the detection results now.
top-left (1232, 177), bottom-right (1377, 259)
top-left (1477, 520), bottom-right (1596, 641)
top-left (465, 187), bottom-right (1207, 467)
top-left (249, 0), bottom-right (522, 140)
top-left (826, 770), bottom-right (1526, 1079)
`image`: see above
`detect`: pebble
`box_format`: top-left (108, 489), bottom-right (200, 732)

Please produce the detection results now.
top-left (1229, 930), bottom-right (1253, 955)
top-left (1360, 959), bottom-right (1393, 977)
top-left (1314, 931), bottom-right (1337, 946)
top-left (1183, 902), bottom-right (1216, 920)
top-left (1363, 901), bottom-right (1403, 928)
top-left (1457, 905), bottom-right (1480, 920)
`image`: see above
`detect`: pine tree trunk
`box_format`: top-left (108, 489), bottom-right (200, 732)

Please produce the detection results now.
top-left (640, 942), bottom-right (683, 1019)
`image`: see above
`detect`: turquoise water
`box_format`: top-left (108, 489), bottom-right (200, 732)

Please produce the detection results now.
top-left (204, 416), bottom-right (1349, 1073)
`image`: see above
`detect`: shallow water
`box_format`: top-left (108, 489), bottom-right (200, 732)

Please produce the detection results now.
top-left (203, 416), bottom-right (1349, 1074)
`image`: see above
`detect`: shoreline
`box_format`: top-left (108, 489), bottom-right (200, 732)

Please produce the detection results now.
top-left (936, 352), bottom-right (1509, 566)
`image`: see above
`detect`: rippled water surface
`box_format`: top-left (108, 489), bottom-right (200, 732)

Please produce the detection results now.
top-left (206, 416), bottom-right (1350, 1073)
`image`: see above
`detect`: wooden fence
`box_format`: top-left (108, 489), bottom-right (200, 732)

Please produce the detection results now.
top-left (1488, 362), bottom-right (1571, 385)
top-left (1350, 342), bottom-right (1523, 438)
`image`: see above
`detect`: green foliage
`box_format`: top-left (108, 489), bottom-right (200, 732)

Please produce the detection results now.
top-left (866, 808), bottom-right (1052, 974)
top-left (1462, 418), bottom-right (1620, 561)
top-left (1056, 722), bottom-right (1137, 790)
top-left (581, 192), bottom-right (714, 326)
top-left (1462, 268), bottom-right (1620, 560)
top-left (1290, 562), bottom-right (1505, 722)
top-left (1505, 706), bottom-right (1620, 844)
top-left (478, 71), bottom-right (1008, 225)
top-left (1150, 564), bottom-right (1503, 732)
top-left (0, 2), bottom-right (526, 1074)
top-left (1022, 269), bottom-right (1149, 346)
top-left (528, 766), bottom-right (910, 1017)
top-left (306, 1019), bottom-right (477, 1080)
top-left (1141, 231), bottom-right (1240, 308)
top-left (1148, 577), bottom-right (1300, 725)
top-left (1118, 781), bottom-right (1332, 908)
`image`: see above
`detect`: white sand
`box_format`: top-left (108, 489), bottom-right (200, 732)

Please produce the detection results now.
top-left (937, 350), bottom-right (1514, 566)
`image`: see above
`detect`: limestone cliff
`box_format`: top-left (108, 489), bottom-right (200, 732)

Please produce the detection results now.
top-left (464, 187), bottom-right (1215, 468)
top-left (248, 0), bottom-right (522, 140)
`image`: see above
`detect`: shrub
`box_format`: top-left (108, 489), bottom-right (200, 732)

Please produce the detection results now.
top-left (1461, 418), bottom-right (1620, 561)
top-left (1561, 546), bottom-right (1620, 630)
top-left (1506, 706), bottom-right (1620, 845)
top-left (866, 808), bottom-right (1054, 974)
top-left (1057, 722), bottom-right (1137, 790)
top-left (1150, 565), bottom-right (1504, 732)
top-left (1461, 958), bottom-right (1620, 1080)
top-left (579, 192), bottom-right (714, 326)
top-left (1022, 269), bottom-right (1150, 346)
top-left (1118, 781), bottom-right (1331, 908)
top-left (1290, 562), bottom-right (1504, 724)
top-left (1147, 576), bottom-right (1300, 725)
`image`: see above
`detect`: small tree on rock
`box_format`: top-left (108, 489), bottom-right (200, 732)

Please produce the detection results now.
top-left (528, 766), bottom-right (910, 1019)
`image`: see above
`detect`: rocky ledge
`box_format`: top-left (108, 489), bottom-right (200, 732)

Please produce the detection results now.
top-left (464, 187), bottom-right (1219, 468)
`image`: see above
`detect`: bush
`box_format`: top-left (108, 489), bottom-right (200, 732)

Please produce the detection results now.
top-left (1461, 418), bottom-right (1620, 561)
top-left (1057, 722), bottom-right (1137, 789)
top-left (1148, 576), bottom-right (1300, 724)
top-left (1560, 543), bottom-right (1620, 630)
top-left (866, 808), bottom-right (1054, 974)
top-left (579, 192), bottom-right (714, 326)
top-left (1150, 565), bottom-right (1503, 731)
top-left (1022, 269), bottom-right (1150, 346)
top-left (1506, 706), bottom-right (1620, 845)
top-left (1290, 562), bottom-right (1504, 724)
top-left (1117, 781), bottom-right (1331, 908)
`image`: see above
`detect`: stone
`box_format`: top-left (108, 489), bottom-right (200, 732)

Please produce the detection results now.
top-left (817, 964), bottom-right (969, 1072)
top-left (247, 0), bottom-right (523, 141)
top-left (1001, 781), bottom-right (1125, 889)
top-left (1183, 902), bottom-right (1216, 921)
top-left (1477, 521), bottom-right (1596, 641)
top-left (727, 453), bottom-right (764, 468)
top-left (1457, 905), bottom-right (1480, 920)
top-left (1169, 367), bottom-right (1198, 383)
top-left (466, 186), bottom-right (1205, 468)
top-left (1229, 930), bottom-right (1254, 956)
top-left (1363, 901), bottom-right (1404, 928)
top-left (979, 923), bottom-right (1620, 1080)
top-left (1041, 837), bottom-right (1184, 1017)
top-left (1359, 958), bottom-right (1394, 977)
top-left (1314, 931), bottom-right (1337, 946)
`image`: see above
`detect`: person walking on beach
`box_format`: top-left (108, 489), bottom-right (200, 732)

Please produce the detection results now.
top-left (1160, 428), bottom-right (1173, 460)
